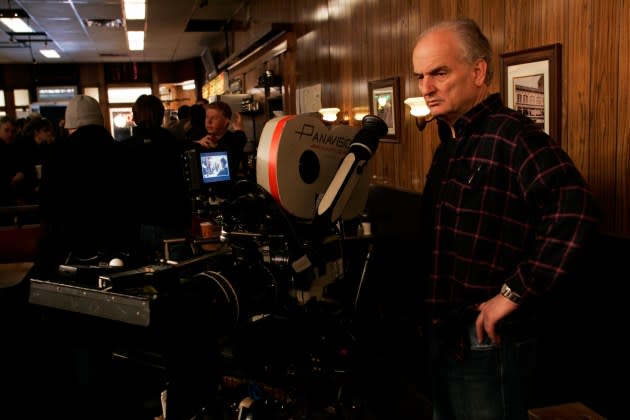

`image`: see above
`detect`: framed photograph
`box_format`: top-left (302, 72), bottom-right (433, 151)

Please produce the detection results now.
top-left (500, 44), bottom-right (562, 145)
top-left (368, 77), bottom-right (401, 142)
top-left (229, 77), bottom-right (243, 94)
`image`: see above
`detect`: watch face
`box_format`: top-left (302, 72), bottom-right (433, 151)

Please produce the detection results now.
top-left (501, 284), bottom-right (520, 303)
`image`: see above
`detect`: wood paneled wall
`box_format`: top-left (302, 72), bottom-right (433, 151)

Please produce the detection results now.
top-left (223, 0), bottom-right (629, 235)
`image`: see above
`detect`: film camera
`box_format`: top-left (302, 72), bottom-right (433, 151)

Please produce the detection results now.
top-left (172, 114), bottom-right (389, 418)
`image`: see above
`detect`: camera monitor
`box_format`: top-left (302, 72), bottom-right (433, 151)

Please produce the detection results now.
top-left (183, 148), bottom-right (232, 193)
top-left (200, 150), bottom-right (231, 184)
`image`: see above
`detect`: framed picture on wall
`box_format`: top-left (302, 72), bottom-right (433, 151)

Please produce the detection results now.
top-left (229, 77), bottom-right (243, 94)
top-left (500, 43), bottom-right (562, 145)
top-left (368, 77), bottom-right (401, 143)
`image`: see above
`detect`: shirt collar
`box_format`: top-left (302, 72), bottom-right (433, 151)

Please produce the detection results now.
top-left (436, 93), bottom-right (503, 143)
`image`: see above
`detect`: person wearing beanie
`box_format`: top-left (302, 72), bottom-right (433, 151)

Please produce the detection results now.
top-left (63, 94), bottom-right (105, 130)
top-left (24, 94), bottom-right (136, 420)
top-left (34, 94), bottom-right (135, 265)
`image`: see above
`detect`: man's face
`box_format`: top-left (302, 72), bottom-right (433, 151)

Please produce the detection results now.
top-left (35, 127), bottom-right (55, 144)
top-left (412, 29), bottom-right (487, 125)
top-left (205, 108), bottom-right (230, 137)
top-left (0, 122), bottom-right (16, 144)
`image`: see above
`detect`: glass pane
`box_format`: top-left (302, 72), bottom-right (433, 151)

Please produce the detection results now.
top-left (14, 89), bottom-right (30, 106)
top-left (107, 87), bottom-right (151, 104)
top-left (109, 107), bottom-right (133, 141)
top-left (37, 86), bottom-right (77, 102)
top-left (83, 87), bottom-right (100, 103)
top-left (16, 109), bottom-right (31, 119)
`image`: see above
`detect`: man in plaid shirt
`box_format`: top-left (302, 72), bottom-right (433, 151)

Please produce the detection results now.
top-left (413, 18), bottom-right (599, 419)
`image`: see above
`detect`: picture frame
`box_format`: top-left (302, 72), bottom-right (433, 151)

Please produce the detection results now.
top-left (500, 44), bottom-right (562, 145)
top-left (368, 76), bottom-right (401, 142)
top-left (229, 76), bottom-right (243, 94)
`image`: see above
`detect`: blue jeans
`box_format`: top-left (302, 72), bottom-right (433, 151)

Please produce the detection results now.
top-left (428, 320), bottom-right (537, 420)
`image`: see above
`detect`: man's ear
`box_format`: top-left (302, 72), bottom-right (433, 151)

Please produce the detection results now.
top-left (473, 58), bottom-right (488, 86)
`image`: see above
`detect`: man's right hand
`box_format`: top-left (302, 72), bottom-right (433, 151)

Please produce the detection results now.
top-left (195, 134), bottom-right (218, 148)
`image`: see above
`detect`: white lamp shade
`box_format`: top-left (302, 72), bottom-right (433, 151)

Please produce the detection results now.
top-left (318, 107), bottom-right (340, 122)
top-left (404, 97), bottom-right (431, 117)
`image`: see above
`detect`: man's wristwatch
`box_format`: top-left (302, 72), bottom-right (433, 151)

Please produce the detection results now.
top-left (500, 283), bottom-right (522, 304)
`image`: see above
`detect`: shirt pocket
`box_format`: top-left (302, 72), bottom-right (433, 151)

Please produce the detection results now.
top-left (441, 161), bottom-right (489, 211)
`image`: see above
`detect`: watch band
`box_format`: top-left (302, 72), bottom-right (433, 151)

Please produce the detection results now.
top-left (500, 283), bottom-right (522, 304)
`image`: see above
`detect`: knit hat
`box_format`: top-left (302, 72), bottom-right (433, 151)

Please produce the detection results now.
top-left (65, 94), bottom-right (104, 129)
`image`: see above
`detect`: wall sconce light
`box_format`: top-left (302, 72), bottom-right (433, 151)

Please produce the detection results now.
top-left (404, 97), bottom-right (434, 131)
top-left (352, 106), bottom-right (369, 121)
top-left (318, 107), bottom-right (340, 123)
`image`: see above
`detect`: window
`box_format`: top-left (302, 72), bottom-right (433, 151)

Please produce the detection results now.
top-left (36, 86), bottom-right (77, 102)
top-left (0, 90), bottom-right (5, 117)
top-left (83, 87), bottom-right (100, 103)
top-left (107, 86), bottom-right (151, 104)
top-left (14, 89), bottom-right (30, 107)
top-left (14, 89), bottom-right (31, 119)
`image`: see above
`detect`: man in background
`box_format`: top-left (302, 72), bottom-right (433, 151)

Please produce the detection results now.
top-left (122, 94), bottom-right (191, 264)
top-left (0, 116), bottom-right (31, 208)
top-left (193, 100), bottom-right (247, 180)
top-left (26, 94), bottom-right (136, 420)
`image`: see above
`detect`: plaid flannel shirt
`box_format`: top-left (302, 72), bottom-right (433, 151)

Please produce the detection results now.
top-left (424, 93), bottom-right (599, 328)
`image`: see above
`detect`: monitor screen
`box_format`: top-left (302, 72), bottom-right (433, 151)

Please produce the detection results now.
top-left (200, 150), bottom-right (231, 184)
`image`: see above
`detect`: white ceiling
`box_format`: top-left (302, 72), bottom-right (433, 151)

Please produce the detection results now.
top-left (0, 0), bottom-right (249, 64)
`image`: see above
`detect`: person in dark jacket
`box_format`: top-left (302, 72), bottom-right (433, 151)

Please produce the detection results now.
top-left (123, 96), bottom-right (220, 420)
top-left (122, 94), bottom-right (192, 264)
top-left (192, 100), bottom-right (247, 179)
top-left (25, 94), bottom-right (136, 420)
top-left (14, 116), bottom-right (56, 204)
top-left (36, 94), bottom-right (135, 272)
top-left (184, 103), bottom-right (208, 144)
top-left (0, 116), bottom-right (32, 208)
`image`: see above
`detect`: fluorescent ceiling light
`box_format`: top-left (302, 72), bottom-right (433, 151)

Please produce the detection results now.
top-left (123, 0), bottom-right (146, 20)
top-left (0, 17), bottom-right (34, 32)
top-left (40, 49), bottom-right (60, 59)
top-left (127, 30), bottom-right (144, 51)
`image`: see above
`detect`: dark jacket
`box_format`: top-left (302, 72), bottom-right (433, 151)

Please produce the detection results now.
top-left (122, 126), bottom-right (191, 230)
top-left (34, 124), bottom-right (135, 274)
top-left (0, 139), bottom-right (32, 207)
top-left (216, 129), bottom-right (247, 176)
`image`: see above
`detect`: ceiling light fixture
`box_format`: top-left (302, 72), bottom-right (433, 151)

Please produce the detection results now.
top-left (127, 30), bottom-right (144, 51)
top-left (0, 9), bottom-right (34, 33)
top-left (123, 1), bottom-right (146, 51)
top-left (182, 81), bottom-right (196, 91)
top-left (40, 49), bottom-right (60, 58)
top-left (123, 0), bottom-right (146, 20)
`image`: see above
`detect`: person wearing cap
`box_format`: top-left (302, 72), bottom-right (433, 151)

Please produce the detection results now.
top-left (34, 94), bottom-right (135, 269)
top-left (24, 94), bottom-right (136, 420)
